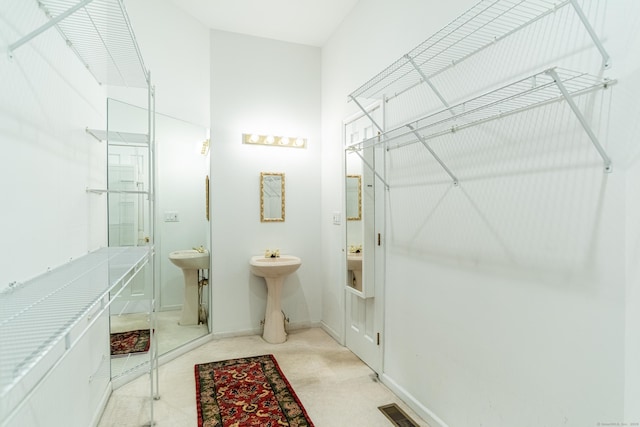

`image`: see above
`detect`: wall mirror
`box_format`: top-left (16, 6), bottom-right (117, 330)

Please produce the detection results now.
top-left (344, 107), bottom-right (379, 297)
top-left (346, 174), bottom-right (362, 221)
top-left (260, 172), bottom-right (285, 222)
top-left (107, 99), bottom-right (211, 379)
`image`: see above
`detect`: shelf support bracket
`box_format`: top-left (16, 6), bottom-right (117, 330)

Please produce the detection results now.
top-left (546, 68), bottom-right (612, 173)
top-left (405, 55), bottom-right (455, 115)
top-left (350, 149), bottom-right (390, 190)
top-left (406, 124), bottom-right (459, 185)
top-left (349, 95), bottom-right (384, 134)
top-left (8, 0), bottom-right (96, 56)
top-left (569, 0), bottom-right (611, 69)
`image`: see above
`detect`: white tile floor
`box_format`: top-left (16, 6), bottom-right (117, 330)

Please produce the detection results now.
top-left (98, 328), bottom-right (430, 427)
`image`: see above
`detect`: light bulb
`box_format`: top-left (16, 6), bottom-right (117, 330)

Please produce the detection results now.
top-left (265, 135), bottom-right (275, 144)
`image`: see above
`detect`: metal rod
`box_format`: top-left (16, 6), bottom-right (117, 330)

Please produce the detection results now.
top-left (85, 189), bottom-right (150, 195)
top-left (406, 124), bottom-right (458, 185)
top-left (546, 68), bottom-right (612, 172)
top-left (405, 54), bottom-right (454, 115)
top-left (569, 0), bottom-right (611, 69)
top-left (349, 95), bottom-right (384, 133)
top-left (352, 150), bottom-right (389, 190)
top-left (8, 0), bottom-right (96, 54)
top-left (85, 127), bottom-right (103, 142)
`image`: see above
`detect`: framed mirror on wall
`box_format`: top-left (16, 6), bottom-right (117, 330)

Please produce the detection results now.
top-left (260, 172), bottom-right (285, 222)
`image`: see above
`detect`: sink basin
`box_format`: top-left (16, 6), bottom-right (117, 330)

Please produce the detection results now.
top-left (169, 250), bottom-right (210, 270)
top-left (347, 253), bottom-right (362, 271)
top-left (250, 255), bottom-right (301, 278)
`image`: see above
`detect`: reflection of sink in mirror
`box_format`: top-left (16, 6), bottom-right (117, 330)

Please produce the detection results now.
top-left (169, 249), bottom-right (210, 326)
top-left (250, 255), bottom-right (301, 344)
top-left (347, 253), bottom-right (362, 292)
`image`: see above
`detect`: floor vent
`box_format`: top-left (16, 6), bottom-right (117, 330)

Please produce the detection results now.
top-left (378, 403), bottom-right (419, 427)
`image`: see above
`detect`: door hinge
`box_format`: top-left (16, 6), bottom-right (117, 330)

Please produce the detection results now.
top-left (377, 332), bottom-right (380, 346)
top-left (377, 233), bottom-right (381, 246)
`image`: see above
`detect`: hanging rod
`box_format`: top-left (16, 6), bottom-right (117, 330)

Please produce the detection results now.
top-left (348, 0), bottom-right (609, 102)
top-left (351, 68), bottom-right (614, 174)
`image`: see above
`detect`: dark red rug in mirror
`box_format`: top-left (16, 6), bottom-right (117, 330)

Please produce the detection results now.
top-left (110, 329), bottom-right (151, 356)
top-left (194, 354), bottom-right (314, 427)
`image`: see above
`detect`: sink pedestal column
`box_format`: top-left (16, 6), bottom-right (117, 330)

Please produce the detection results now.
top-left (263, 276), bottom-right (286, 344)
top-left (179, 270), bottom-right (200, 326)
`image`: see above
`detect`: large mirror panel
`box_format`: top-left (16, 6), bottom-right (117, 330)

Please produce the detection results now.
top-left (345, 110), bottom-right (378, 297)
top-left (107, 99), bottom-right (211, 379)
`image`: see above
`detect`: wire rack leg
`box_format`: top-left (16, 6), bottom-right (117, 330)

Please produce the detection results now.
top-left (546, 69), bottom-right (612, 173)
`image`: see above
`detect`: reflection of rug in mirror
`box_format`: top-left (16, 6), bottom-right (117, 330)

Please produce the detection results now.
top-left (195, 354), bottom-right (314, 427)
top-left (110, 329), bottom-right (151, 356)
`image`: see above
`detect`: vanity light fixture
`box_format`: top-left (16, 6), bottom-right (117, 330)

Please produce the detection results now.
top-left (242, 133), bottom-right (307, 149)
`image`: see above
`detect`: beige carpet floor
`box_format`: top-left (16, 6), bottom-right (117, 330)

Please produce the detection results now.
top-left (98, 328), bottom-right (430, 427)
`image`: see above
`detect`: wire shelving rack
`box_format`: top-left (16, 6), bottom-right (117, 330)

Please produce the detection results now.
top-left (9, 0), bottom-right (149, 88)
top-left (0, 247), bottom-right (150, 421)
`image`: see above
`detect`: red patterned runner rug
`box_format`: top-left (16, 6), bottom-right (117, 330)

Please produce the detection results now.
top-left (110, 329), bottom-right (151, 356)
top-left (195, 354), bottom-right (314, 427)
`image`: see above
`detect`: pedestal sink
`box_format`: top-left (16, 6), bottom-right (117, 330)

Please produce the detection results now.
top-left (347, 253), bottom-right (362, 292)
top-left (249, 255), bottom-right (301, 344)
top-left (169, 249), bottom-right (209, 326)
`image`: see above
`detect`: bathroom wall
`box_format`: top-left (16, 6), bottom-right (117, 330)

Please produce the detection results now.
top-left (321, 0), bottom-right (640, 426)
top-left (0, 2), bottom-right (107, 290)
top-left (210, 30), bottom-right (323, 336)
top-left (109, 0), bottom-right (210, 127)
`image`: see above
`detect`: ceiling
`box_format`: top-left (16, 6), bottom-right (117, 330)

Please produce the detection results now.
top-left (167, 0), bottom-right (360, 47)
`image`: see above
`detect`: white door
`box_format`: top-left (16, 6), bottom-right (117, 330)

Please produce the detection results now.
top-left (344, 102), bottom-right (384, 373)
top-left (108, 151), bottom-right (152, 312)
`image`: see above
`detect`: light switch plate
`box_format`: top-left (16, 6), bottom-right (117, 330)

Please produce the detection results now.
top-left (333, 212), bottom-right (341, 225)
top-left (164, 211), bottom-right (179, 222)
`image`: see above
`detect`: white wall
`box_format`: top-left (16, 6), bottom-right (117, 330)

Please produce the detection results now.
top-left (111, 0), bottom-right (210, 127)
top-left (322, 1), bottom-right (640, 426)
top-left (210, 30), bottom-right (322, 335)
top-left (0, 2), bottom-right (107, 290)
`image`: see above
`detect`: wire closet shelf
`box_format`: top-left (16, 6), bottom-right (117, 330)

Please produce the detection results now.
top-left (348, 0), bottom-right (609, 103)
top-left (0, 247), bottom-right (150, 405)
top-left (349, 68), bottom-right (613, 154)
top-left (9, 0), bottom-right (148, 88)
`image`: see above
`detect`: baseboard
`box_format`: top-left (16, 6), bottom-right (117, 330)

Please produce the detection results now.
top-left (91, 383), bottom-right (112, 427)
top-left (320, 321), bottom-right (343, 345)
top-left (380, 373), bottom-right (449, 427)
top-left (212, 321), bottom-right (322, 340)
